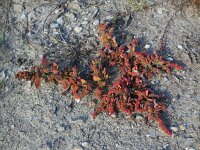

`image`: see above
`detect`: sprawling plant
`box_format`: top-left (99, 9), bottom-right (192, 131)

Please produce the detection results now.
top-left (16, 22), bottom-right (182, 136)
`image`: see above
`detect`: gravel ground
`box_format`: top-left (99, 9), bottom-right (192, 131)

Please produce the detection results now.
top-left (0, 0), bottom-right (200, 150)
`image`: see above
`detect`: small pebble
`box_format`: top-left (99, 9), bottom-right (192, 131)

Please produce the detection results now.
top-left (81, 142), bottom-right (88, 148)
top-left (166, 57), bottom-right (173, 61)
top-left (53, 31), bottom-right (59, 35)
top-left (0, 71), bottom-right (6, 79)
top-left (74, 26), bottom-right (82, 33)
top-left (81, 21), bottom-right (88, 25)
top-left (43, 28), bottom-right (48, 34)
top-left (163, 144), bottom-right (169, 149)
top-left (111, 114), bottom-right (116, 118)
top-left (88, 101), bottom-right (96, 107)
top-left (56, 123), bottom-right (65, 132)
top-left (185, 147), bottom-right (196, 150)
top-left (50, 23), bottom-right (59, 28)
top-left (75, 119), bottom-right (85, 126)
top-left (170, 126), bottom-right (178, 132)
top-left (93, 19), bottom-right (100, 26)
top-left (56, 17), bottom-right (64, 24)
top-left (124, 115), bottom-right (131, 119)
top-left (144, 44), bottom-right (150, 49)
top-left (136, 115), bottom-right (143, 120)
top-left (92, 8), bottom-right (98, 18)
top-left (73, 145), bottom-right (83, 150)
top-left (157, 8), bottom-right (163, 14)
top-left (65, 13), bottom-right (75, 20)
top-left (178, 45), bottom-right (183, 50)
top-left (163, 77), bottom-right (168, 82)
top-left (21, 12), bottom-right (26, 20)
top-left (75, 98), bottom-right (80, 103)
top-left (68, 1), bottom-right (81, 10)
top-left (55, 9), bottom-right (60, 14)
top-left (179, 124), bottom-right (186, 131)
top-left (106, 15), bottom-right (113, 20)
top-left (146, 134), bottom-right (150, 138)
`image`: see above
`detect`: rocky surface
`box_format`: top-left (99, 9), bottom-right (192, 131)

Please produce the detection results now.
top-left (0, 0), bottom-right (200, 150)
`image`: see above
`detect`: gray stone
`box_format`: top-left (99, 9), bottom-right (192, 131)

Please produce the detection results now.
top-left (0, 71), bottom-right (6, 80)
top-left (68, 1), bottom-right (81, 10)
top-left (92, 8), bottom-right (98, 18)
top-left (65, 13), bottom-right (75, 20)
top-left (56, 123), bottom-right (65, 132)
top-left (81, 21), bottom-right (88, 25)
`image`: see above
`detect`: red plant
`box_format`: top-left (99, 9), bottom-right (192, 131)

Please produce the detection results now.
top-left (15, 22), bottom-right (183, 136)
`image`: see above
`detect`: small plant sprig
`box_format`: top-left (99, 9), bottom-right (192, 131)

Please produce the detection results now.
top-left (16, 22), bottom-right (183, 136)
top-left (16, 56), bottom-right (91, 100)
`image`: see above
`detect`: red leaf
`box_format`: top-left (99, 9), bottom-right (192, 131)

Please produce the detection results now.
top-left (52, 62), bottom-right (58, 69)
top-left (99, 23), bottom-right (107, 31)
top-left (80, 79), bottom-right (87, 84)
top-left (35, 77), bottom-right (41, 89)
top-left (62, 80), bottom-right (68, 89)
top-left (93, 76), bottom-right (101, 82)
top-left (52, 69), bottom-right (58, 74)
top-left (102, 68), bottom-right (107, 77)
top-left (40, 55), bottom-right (48, 67)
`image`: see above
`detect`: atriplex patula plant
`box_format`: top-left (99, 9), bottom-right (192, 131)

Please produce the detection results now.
top-left (16, 22), bottom-right (182, 136)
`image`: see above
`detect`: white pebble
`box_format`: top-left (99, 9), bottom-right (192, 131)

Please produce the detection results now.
top-left (163, 144), bottom-right (169, 149)
top-left (170, 126), bottom-right (178, 132)
top-left (55, 9), bottom-right (60, 14)
top-left (75, 98), bottom-right (81, 103)
top-left (74, 26), bottom-right (82, 33)
top-left (93, 19), bottom-right (100, 26)
top-left (144, 44), bottom-right (150, 49)
top-left (81, 142), bottom-right (88, 147)
top-left (178, 45), bottom-right (183, 50)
